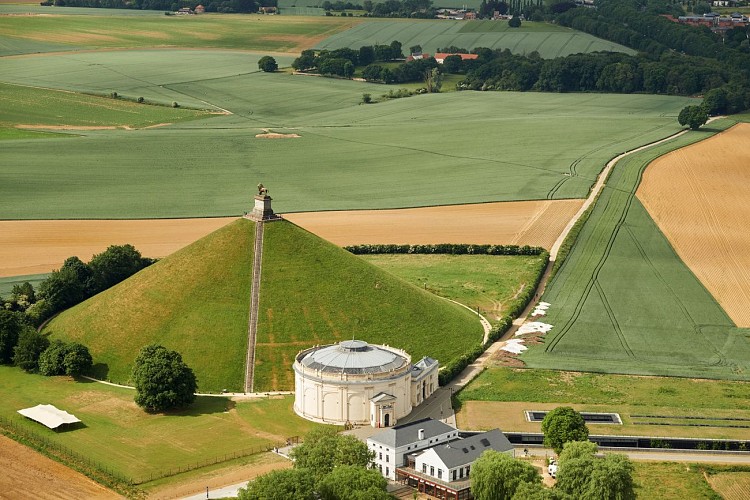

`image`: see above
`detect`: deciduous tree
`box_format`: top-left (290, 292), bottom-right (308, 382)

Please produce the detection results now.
top-left (471, 450), bottom-right (540, 500)
top-left (258, 56), bottom-right (278, 72)
top-left (317, 465), bottom-right (390, 500)
top-left (0, 310), bottom-right (23, 364)
top-left (541, 406), bottom-right (589, 454)
top-left (13, 327), bottom-right (49, 372)
top-left (290, 427), bottom-right (373, 479)
top-left (678, 105), bottom-right (709, 130)
top-left (132, 344), bottom-right (197, 412)
top-left (238, 468), bottom-right (316, 500)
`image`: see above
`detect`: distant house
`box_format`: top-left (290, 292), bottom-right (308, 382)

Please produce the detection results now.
top-left (713, 0), bottom-right (738, 6)
top-left (396, 428), bottom-right (515, 499)
top-left (406, 52), bottom-right (431, 62)
top-left (194, 4), bottom-right (205, 13)
top-left (176, 7), bottom-right (193, 14)
top-left (434, 53), bottom-right (479, 64)
top-left (260, 6), bottom-right (277, 14)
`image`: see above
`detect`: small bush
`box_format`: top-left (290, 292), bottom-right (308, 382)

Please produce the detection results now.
top-left (110, 91), bottom-right (118, 99)
top-left (172, 101), bottom-right (179, 108)
top-left (362, 93), bottom-right (372, 104)
top-left (137, 96), bottom-right (145, 103)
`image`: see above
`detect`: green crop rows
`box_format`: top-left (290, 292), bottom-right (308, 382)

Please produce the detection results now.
top-left (523, 119), bottom-right (750, 380)
top-left (0, 46), bottom-right (692, 219)
top-left (314, 19), bottom-right (635, 58)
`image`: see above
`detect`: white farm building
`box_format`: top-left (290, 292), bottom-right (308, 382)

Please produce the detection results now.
top-left (293, 340), bottom-right (438, 427)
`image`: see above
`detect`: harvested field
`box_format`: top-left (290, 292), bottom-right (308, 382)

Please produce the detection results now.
top-left (637, 123), bottom-right (750, 327)
top-left (0, 435), bottom-right (118, 500)
top-left (0, 217), bottom-right (235, 277)
top-left (284, 200), bottom-right (583, 249)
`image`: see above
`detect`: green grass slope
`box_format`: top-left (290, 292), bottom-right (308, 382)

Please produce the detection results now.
top-left (254, 221), bottom-right (484, 391)
top-left (523, 119), bottom-right (750, 380)
top-left (314, 19), bottom-right (635, 58)
top-left (46, 219), bottom-right (255, 392)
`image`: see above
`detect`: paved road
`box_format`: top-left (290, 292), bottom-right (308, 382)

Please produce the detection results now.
top-left (521, 446), bottom-right (750, 464)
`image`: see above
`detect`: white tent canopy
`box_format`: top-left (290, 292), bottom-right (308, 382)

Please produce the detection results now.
top-left (17, 404), bottom-right (81, 429)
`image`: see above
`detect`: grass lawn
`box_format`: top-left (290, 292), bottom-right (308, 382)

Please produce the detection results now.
top-left (361, 254), bottom-right (547, 323)
top-left (633, 462), bottom-right (720, 500)
top-left (0, 366), bottom-right (320, 483)
top-left (0, 8), bottom-right (357, 53)
top-left (0, 82), bottom-right (212, 131)
top-left (254, 221), bottom-right (484, 390)
top-left (314, 19), bottom-right (635, 58)
top-left (522, 119), bottom-right (750, 380)
top-left (46, 219), bottom-right (255, 392)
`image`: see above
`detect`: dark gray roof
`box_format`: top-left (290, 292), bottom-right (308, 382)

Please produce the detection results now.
top-left (411, 356), bottom-right (437, 378)
top-left (299, 340), bottom-right (408, 375)
top-left (430, 429), bottom-right (512, 469)
top-left (368, 418), bottom-right (455, 448)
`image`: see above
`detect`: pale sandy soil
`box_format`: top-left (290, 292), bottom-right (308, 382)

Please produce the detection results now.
top-left (0, 435), bottom-right (120, 500)
top-left (284, 200), bottom-right (583, 249)
top-left (0, 217), bottom-right (235, 277)
top-left (637, 123), bottom-right (750, 327)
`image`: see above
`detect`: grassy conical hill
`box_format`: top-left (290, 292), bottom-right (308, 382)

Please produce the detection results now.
top-left (46, 218), bottom-right (254, 392)
top-left (254, 221), bottom-right (484, 391)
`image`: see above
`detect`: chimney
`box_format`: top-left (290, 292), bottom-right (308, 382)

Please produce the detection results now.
top-left (418, 429), bottom-right (425, 440)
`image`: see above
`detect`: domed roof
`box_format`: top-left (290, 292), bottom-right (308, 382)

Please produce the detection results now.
top-left (299, 340), bottom-right (408, 375)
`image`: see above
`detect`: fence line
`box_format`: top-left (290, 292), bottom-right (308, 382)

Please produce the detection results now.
top-left (0, 415), bottom-right (298, 485)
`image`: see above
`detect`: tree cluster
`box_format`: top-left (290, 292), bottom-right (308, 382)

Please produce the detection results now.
top-left (0, 310), bottom-right (93, 376)
top-left (362, 57), bottom-right (439, 84)
top-left (367, 0), bottom-right (435, 18)
top-left (292, 41), bottom-right (403, 77)
top-left (471, 450), bottom-right (557, 500)
top-left (132, 344), bottom-right (197, 412)
top-left (238, 427), bottom-right (388, 500)
top-left (556, 441), bottom-right (636, 500)
top-left (2, 245), bottom-right (154, 326)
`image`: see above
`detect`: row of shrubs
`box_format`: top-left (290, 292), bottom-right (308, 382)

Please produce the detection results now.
top-left (345, 243), bottom-right (546, 256)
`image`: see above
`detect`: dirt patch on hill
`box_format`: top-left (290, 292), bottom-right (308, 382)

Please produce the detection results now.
top-left (284, 200), bottom-right (583, 249)
top-left (637, 123), bottom-right (750, 327)
top-left (255, 132), bottom-right (300, 139)
top-left (0, 435), bottom-right (119, 499)
top-left (0, 217), bottom-right (236, 277)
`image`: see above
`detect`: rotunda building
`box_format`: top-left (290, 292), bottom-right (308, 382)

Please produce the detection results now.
top-left (293, 340), bottom-right (438, 428)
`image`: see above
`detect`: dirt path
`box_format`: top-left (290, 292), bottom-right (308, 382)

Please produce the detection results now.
top-left (0, 435), bottom-right (120, 500)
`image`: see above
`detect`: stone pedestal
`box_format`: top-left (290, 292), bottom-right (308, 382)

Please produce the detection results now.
top-left (245, 195), bottom-right (281, 222)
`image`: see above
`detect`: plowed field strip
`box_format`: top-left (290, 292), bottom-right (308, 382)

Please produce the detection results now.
top-left (637, 123), bottom-right (750, 327)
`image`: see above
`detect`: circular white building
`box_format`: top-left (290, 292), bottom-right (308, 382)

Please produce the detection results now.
top-left (293, 340), bottom-right (438, 428)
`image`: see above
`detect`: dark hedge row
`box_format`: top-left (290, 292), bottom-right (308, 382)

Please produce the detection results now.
top-left (345, 243), bottom-right (546, 256)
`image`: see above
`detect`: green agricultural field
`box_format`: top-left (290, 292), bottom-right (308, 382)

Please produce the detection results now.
top-left (0, 366), bottom-right (319, 483)
top-left (0, 44), bottom-right (694, 218)
top-left (314, 19), bottom-right (635, 58)
top-left (279, 0), bottom-right (540, 11)
top-left (361, 254), bottom-right (546, 323)
top-left (254, 221), bottom-right (484, 390)
top-left (0, 273), bottom-right (48, 298)
top-left (0, 82), bottom-right (212, 132)
top-left (0, 7), bottom-right (356, 53)
top-left (522, 119), bottom-right (750, 380)
top-left (47, 219), bottom-right (255, 391)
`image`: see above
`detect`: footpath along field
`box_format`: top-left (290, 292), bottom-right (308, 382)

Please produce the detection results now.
top-left (523, 119), bottom-right (750, 380)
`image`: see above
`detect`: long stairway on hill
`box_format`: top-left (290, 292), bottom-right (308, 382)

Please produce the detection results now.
top-left (244, 221), bottom-right (265, 393)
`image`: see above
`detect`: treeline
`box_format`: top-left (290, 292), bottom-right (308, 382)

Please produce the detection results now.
top-left (451, 48), bottom-right (750, 114)
top-left (293, 41), bottom-right (404, 77)
top-left (2, 244), bottom-right (153, 327)
top-left (345, 243), bottom-right (546, 255)
top-left (321, 0), bottom-right (435, 18)
top-left (43, 0), bottom-right (276, 14)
